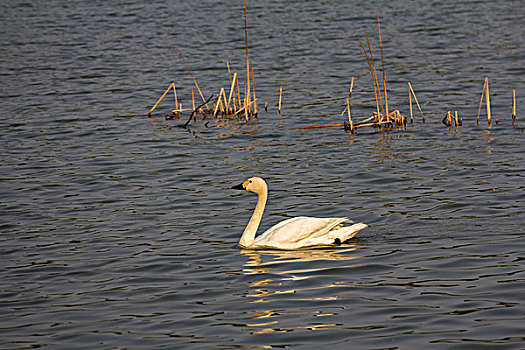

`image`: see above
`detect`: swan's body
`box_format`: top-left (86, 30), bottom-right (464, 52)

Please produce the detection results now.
top-left (232, 177), bottom-right (367, 250)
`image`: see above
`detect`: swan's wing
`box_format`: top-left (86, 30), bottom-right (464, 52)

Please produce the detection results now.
top-left (329, 223), bottom-right (368, 242)
top-left (255, 216), bottom-right (351, 246)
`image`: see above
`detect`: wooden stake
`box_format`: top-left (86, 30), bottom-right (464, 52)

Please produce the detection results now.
top-left (485, 77), bottom-right (492, 126)
top-left (454, 111), bottom-right (459, 126)
top-left (148, 83), bottom-right (174, 117)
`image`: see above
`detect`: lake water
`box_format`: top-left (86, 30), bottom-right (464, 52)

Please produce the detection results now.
top-left (1, 1), bottom-right (524, 349)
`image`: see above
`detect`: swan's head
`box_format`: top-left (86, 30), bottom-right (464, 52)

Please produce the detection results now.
top-left (231, 176), bottom-right (267, 194)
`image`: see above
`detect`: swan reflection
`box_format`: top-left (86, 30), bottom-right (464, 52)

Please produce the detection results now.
top-left (241, 245), bottom-right (360, 275)
top-left (239, 246), bottom-right (363, 336)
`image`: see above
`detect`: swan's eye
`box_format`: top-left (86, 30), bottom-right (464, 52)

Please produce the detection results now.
top-left (249, 180), bottom-right (252, 183)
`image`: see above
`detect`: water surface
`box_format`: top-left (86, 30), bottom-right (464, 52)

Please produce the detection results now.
top-left (1, 1), bottom-right (524, 349)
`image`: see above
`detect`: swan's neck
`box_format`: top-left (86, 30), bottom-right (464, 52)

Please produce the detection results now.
top-left (239, 186), bottom-right (267, 248)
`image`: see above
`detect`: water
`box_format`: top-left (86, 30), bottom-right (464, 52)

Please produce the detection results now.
top-left (1, 0), bottom-right (524, 348)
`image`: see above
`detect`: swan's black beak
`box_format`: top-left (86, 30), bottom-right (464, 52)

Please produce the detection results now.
top-left (231, 182), bottom-right (245, 190)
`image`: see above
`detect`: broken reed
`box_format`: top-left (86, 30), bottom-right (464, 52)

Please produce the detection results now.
top-left (475, 77), bottom-right (520, 129)
top-left (303, 12), bottom-right (425, 133)
top-left (477, 77), bottom-right (492, 126)
top-left (212, 64), bottom-right (258, 120)
top-left (512, 89), bottom-right (517, 126)
top-left (442, 111), bottom-right (461, 127)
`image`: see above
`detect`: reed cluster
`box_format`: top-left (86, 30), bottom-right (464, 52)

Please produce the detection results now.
top-left (473, 77), bottom-right (520, 129)
top-left (147, 4), bottom-right (519, 134)
top-left (344, 11), bottom-right (427, 133)
top-left (442, 111), bottom-right (461, 127)
top-left (147, 0), bottom-right (261, 126)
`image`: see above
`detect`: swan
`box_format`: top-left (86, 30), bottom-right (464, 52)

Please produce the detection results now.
top-left (231, 177), bottom-right (368, 250)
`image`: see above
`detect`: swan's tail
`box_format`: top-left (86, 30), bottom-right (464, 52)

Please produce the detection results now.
top-left (330, 222), bottom-right (368, 243)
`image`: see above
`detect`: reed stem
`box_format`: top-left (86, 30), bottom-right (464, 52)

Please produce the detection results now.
top-left (299, 123), bottom-right (344, 130)
top-left (220, 88), bottom-right (228, 113)
top-left (236, 74), bottom-right (241, 111)
top-left (364, 28), bottom-right (385, 121)
top-left (251, 68), bottom-right (257, 116)
top-left (213, 94), bottom-right (221, 118)
top-left (512, 89), bottom-right (516, 120)
top-left (227, 61), bottom-right (232, 85)
top-left (358, 36), bottom-right (381, 121)
top-left (278, 85), bottom-right (283, 115)
top-left (169, 35), bottom-right (209, 109)
top-left (377, 8), bottom-right (389, 120)
top-left (148, 83), bottom-right (174, 117)
top-left (408, 82), bottom-right (424, 122)
top-left (227, 72), bottom-right (237, 108)
top-left (476, 78), bottom-right (487, 125)
top-left (408, 83), bottom-right (413, 122)
top-left (191, 88), bottom-right (196, 112)
top-left (346, 98), bottom-right (353, 132)
top-left (243, 0), bottom-right (251, 112)
top-left (485, 77), bottom-right (492, 126)
top-left (173, 83), bottom-right (178, 112)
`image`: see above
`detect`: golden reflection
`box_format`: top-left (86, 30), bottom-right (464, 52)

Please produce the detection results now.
top-left (241, 245), bottom-right (359, 275)
top-left (484, 130), bottom-right (494, 154)
top-left (239, 246), bottom-right (363, 337)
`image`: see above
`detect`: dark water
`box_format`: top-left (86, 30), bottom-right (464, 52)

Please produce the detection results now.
top-left (1, 1), bottom-right (524, 349)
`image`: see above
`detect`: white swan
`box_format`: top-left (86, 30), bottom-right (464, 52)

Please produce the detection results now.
top-left (232, 177), bottom-right (368, 250)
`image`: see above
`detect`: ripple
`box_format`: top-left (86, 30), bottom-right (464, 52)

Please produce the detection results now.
top-left (0, 0), bottom-right (524, 349)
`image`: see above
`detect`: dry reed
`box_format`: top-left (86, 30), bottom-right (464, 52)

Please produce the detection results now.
top-left (278, 85), bottom-right (282, 115)
top-left (169, 35), bottom-right (209, 110)
top-left (377, 8), bottom-right (389, 119)
top-left (153, 2), bottom-right (260, 125)
top-left (346, 98), bottom-right (353, 132)
top-left (476, 77), bottom-right (492, 127)
top-left (512, 89), bottom-right (516, 120)
top-left (303, 13), bottom-right (414, 132)
top-left (485, 77), bottom-right (492, 126)
top-left (408, 83), bottom-right (424, 122)
top-left (148, 83), bottom-right (188, 117)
